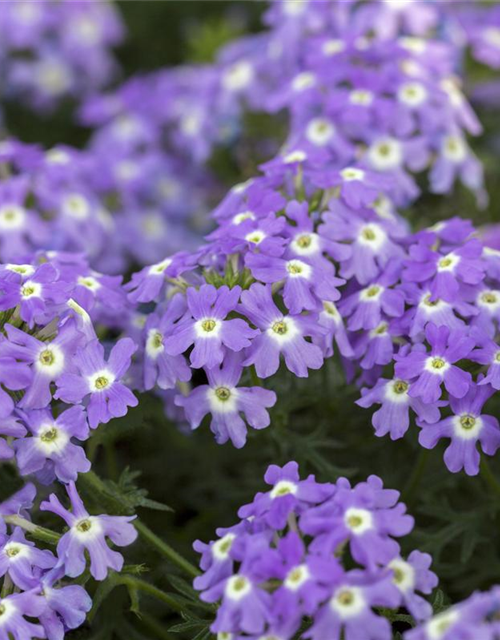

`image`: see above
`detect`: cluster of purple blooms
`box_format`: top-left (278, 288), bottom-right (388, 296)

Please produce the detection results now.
top-left (0, 1), bottom-right (124, 114)
top-left (122, 1), bottom-right (500, 477)
top-left (0, 1), bottom-right (499, 637)
top-left (0, 252), bottom-right (138, 639)
top-left (194, 461), bottom-right (438, 640)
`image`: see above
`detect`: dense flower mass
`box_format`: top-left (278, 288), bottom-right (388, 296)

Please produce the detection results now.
top-left (0, 1), bottom-right (124, 111)
top-left (194, 462), bottom-right (437, 639)
top-left (0, 0), bottom-right (498, 637)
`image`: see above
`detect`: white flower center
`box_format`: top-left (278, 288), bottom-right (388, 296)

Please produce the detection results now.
top-left (385, 380), bottom-right (410, 404)
top-left (232, 211), bottom-right (255, 225)
top-left (36, 344), bottom-right (65, 377)
top-left (322, 39), bottom-right (344, 56)
top-left (283, 150), bottom-right (307, 164)
top-left (398, 82), bottom-right (428, 107)
top-left (208, 386), bottom-right (238, 414)
top-left (63, 194), bottom-right (90, 220)
top-left (452, 414), bottom-right (483, 440)
top-left (284, 564), bottom-right (310, 591)
top-left (36, 423), bottom-right (69, 455)
top-left (426, 610), bottom-right (460, 640)
top-left (222, 60), bottom-right (254, 92)
top-left (291, 232), bottom-right (319, 256)
top-left (148, 258), bottom-right (172, 276)
top-left (270, 480), bottom-right (297, 499)
top-left (424, 356), bottom-right (450, 376)
top-left (306, 118), bottom-right (335, 146)
top-left (389, 558), bottom-right (416, 592)
top-left (0, 599), bottom-right (16, 624)
top-left (268, 317), bottom-right (300, 344)
top-left (245, 230), bottom-right (266, 245)
top-left (282, 0), bottom-right (307, 15)
top-left (225, 575), bottom-right (251, 601)
top-left (330, 586), bottom-right (366, 619)
top-left (195, 318), bottom-right (221, 338)
top-left (212, 533), bottom-right (236, 561)
top-left (442, 136), bottom-right (467, 163)
top-left (344, 507), bottom-right (374, 534)
top-left (78, 276), bottom-right (101, 292)
top-left (478, 290), bottom-right (500, 311)
top-left (0, 205), bottom-right (26, 231)
top-left (6, 264), bottom-right (34, 276)
top-left (358, 224), bottom-right (386, 250)
top-left (437, 254), bottom-right (459, 272)
top-left (146, 330), bottom-right (164, 359)
top-left (367, 138), bottom-right (403, 171)
top-left (21, 281), bottom-right (42, 299)
top-left (292, 72), bottom-right (315, 92)
top-left (88, 369), bottom-right (115, 393)
top-left (3, 542), bottom-right (30, 561)
top-left (286, 259), bottom-right (311, 279)
top-left (360, 285), bottom-right (384, 302)
top-left (72, 516), bottom-right (102, 540)
top-left (340, 167), bottom-right (365, 182)
top-left (349, 89), bottom-right (373, 106)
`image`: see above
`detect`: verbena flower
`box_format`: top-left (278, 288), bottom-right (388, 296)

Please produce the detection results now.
top-left (40, 482), bottom-right (137, 581)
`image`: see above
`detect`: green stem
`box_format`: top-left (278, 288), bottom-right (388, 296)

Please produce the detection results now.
top-left (4, 515), bottom-right (61, 545)
top-left (480, 458), bottom-right (500, 497)
top-left (121, 576), bottom-right (185, 613)
top-left (402, 448), bottom-right (430, 505)
top-left (134, 520), bottom-right (200, 578)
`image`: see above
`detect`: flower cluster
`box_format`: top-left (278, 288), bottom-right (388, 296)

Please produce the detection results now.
top-left (121, 2), bottom-right (500, 476)
top-left (194, 461), bottom-right (437, 640)
top-left (405, 586), bottom-right (500, 640)
top-left (0, 252), bottom-right (138, 638)
top-left (0, 1), bottom-right (124, 112)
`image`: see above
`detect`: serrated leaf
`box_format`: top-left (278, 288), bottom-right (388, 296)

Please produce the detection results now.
top-left (168, 574), bottom-right (200, 602)
top-left (169, 620), bottom-right (206, 633)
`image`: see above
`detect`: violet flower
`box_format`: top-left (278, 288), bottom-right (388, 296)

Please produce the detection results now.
top-left (40, 482), bottom-right (137, 581)
top-left (55, 337), bottom-right (138, 429)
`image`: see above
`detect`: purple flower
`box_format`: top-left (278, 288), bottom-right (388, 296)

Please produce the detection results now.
top-left (0, 527), bottom-right (56, 590)
top-left (55, 337), bottom-right (138, 429)
top-left (143, 295), bottom-right (192, 391)
top-left (270, 531), bottom-right (342, 619)
top-left (306, 571), bottom-right (400, 640)
top-left (39, 569), bottom-right (92, 640)
top-left (175, 353), bottom-right (276, 448)
top-left (14, 406), bottom-right (90, 483)
top-left (201, 570), bottom-right (272, 635)
top-left (0, 484), bottom-right (36, 538)
top-left (394, 324), bottom-right (474, 404)
top-left (0, 263), bottom-right (67, 327)
top-left (239, 283), bottom-right (324, 378)
top-left (246, 252), bottom-right (344, 314)
top-left (0, 357), bottom-right (31, 418)
top-left (0, 320), bottom-right (83, 410)
top-left (404, 238), bottom-right (485, 303)
top-left (418, 384), bottom-right (500, 475)
top-left (0, 591), bottom-right (46, 640)
top-left (471, 337), bottom-right (500, 389)
top-left (40, 482), bottom-right (137, 581)
top-left (301, 476), bottom-right (414, 569)
top-left (238, 461), bottom-right (334, 530)
top-left (340, 271), bottom-right (405, 332)
top-left (357, 377), bottom-right (443, 440)
top-left (164, 285), bottom-right (257, 370)
top-left (405, 588), bottom-right (500, 640)
top-left (387, 551), bottom-right (438, 622)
